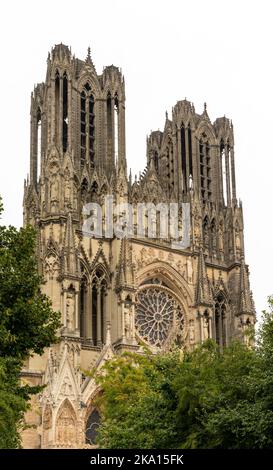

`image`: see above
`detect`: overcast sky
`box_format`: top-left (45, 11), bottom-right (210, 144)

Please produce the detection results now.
top-left (0, 0), bottom-right (272, 318)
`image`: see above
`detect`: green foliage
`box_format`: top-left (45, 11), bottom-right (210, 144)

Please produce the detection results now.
top-left (95, 351), bottom-right (181, 448)
top-left (0, 223), bottom-right (60, 359)
top-left (96, 301), bottom-right (273, 449)
top-left (0, 357), bottom-right (27, 448)
top-left (0, 197), bottom-right (61, 448)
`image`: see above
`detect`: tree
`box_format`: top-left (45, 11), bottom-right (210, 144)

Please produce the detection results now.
top-left (0, 197), bottom-right (61, 448)
top-left (95, 350), bottom-right (181, 448)
top-left (174, 339), bottom-right (257, 448)
top-left (95, 302), bottom-right (273, 449)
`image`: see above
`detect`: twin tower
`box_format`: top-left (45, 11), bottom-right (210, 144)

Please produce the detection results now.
top-left (22, 44), bottom-right (255, 448)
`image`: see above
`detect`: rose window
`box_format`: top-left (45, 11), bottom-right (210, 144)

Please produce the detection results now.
top-left (136, 281), bottom-right (184, 348)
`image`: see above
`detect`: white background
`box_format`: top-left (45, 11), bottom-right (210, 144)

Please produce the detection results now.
top-left (0, 0), bottom-right (272, 319)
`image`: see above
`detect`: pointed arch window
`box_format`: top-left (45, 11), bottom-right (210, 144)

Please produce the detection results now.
top-left (55, 71), bottom-right (60, 143)
top-left (166, 137), bottom-right (174, 193)
top-left (86, 409), bottom-right (101, 445)
top-left (180, 124), bottom-right (187, 191)
top-left (215, 293), bottom-right (227, 348)
top-left (220, 139), bottom-right (227, 205)
top-left (62, 72), bottom-right (68, 152)
top-left (80, 83), bottom-right (95, 166)
top-left (188, 124), bottom-right (193, 177)
top-left (91, 269), bottom-right (107, 346)
top-left (80, 91), bottom-right (86, 165)
top-left (37, 107), bottom-right (42, 181)
top-left (154, 150), bottom-right (159, 172)
top-left (107, 93), bottom-right (113, 162)
top-left (114, 94), bottom-right (119, 163)
top-left (203, 215), bottom-right (210, 250)
top-left (210, 218), bottom-right (217, 254)
top-left (80, 178), bottom-right (88, 203)
top-left (199, 134), bottom-right (211, 204)
top-left (79, 270), bottom-right (88, 338)
top-left (89, 94), bottom-right (95, 164)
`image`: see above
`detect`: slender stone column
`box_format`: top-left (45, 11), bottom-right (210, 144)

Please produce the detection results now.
top-left (219, 312), bottom-right (223, 349)
top-left (230, 147), bottom-right (237, 204)
top-left (68, 79), bottom-right (72, 152)
top-left (102, 291), bottom-right (107, 344)
top-left (225, 145), bottom-right (231, 206)
top-left (219, 146), bottom-right (224, 204)
top-left (86, 285), bottom-right (92, 342)
top-left (200, 313), bottom-right (204, 342)
top-left (97, 288), bottom-right (102, 345)
top-left (75, 291), bottom-right (79, 330)
top-left (208, 316), bottom-right (212, 339)
top-left (59, 77), bottom-right (63, 152)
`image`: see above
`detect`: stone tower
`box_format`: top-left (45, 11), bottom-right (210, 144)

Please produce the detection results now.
top-left (22, 44), bottom-right (255, 448)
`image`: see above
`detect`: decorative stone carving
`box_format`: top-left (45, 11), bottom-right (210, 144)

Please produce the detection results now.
top-left (189, 319), bottom-right (195, 344)
top-left (203, 315), bottom-right (210, 340)
top-left (50, 175), bottom-right (59, 212)
top-left (56, 400), bottom-right (77, 446)
top-left (219, 223), bottom-right (224, 252)
top-left (60, 375), bottom-right (73, 397)
top-left (44, 254), bottom-right (59, 280)
top-left (66, 291), bottom-right (75, 330)
top-left (43, 405), bottom-right (52, 430)
top-left (124, 304), bottom-right (133, 339)
top-left (64, 168), bottom-right (71, 209)
top-left (135, 283), bottom-right (184, 348)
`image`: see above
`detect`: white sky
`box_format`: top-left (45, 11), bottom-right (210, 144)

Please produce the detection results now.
top-left (0, 0), bottom-right (272, 319)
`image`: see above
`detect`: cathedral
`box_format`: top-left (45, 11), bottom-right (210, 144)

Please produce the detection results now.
top-left (22, 44), bottom-right (255, 448)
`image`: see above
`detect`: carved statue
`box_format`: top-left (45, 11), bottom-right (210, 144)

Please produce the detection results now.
top-left (50, 176), bottom-right (59, 201)
top-left (189, 319), bottom-right (195, 344)
top-left (73, 182), bottom-right (78, 210)
top-left (124, 306), bottom-right (133, 339)
top-left (219, 224), bottom-right (224, 251)
top-left (203, 315), bottom-right (210, 340)
top-left (66, 292), bottom-right (75, 330)
top-left (50, 175), bottom-right (59, 212)
top-left (235, 226), bottom-right (241, 251)
top-left (64, 172), bottom-right (71, 208)
top-left (61, 376), bottom-right (72, 396)
top-left (56, 403), bottom-right (76, 446)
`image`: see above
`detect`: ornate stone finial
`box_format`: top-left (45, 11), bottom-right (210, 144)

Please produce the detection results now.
top-left (165, 110), bottom-right (168, 120)
top-left (106, 322), bottom-right (112, 346)
top-left (204, 102), bottom-right (207, 112)
top-left (189, 174), bottom-right (193, 191)
top-left (86, 47), bottom-right (91, 62)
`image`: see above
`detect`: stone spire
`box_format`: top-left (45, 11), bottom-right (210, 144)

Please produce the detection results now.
top-left (116, 238), bottom-right (135, 290)
top-left (63, 213), bottom-right (78, 277)
top-left (195, 248), bottom-right (212, 306)
top-left (84, 45), bottom-right (96, 72)
top-left (238, 257), bottom-right (254, 315)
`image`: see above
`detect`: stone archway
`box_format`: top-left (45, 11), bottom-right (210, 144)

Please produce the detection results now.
top-left (55, 399), bottom-right (77, 448)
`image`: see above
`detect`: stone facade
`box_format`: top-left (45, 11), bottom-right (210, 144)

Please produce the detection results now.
top-left (22, 44), bottom-right (255, 448)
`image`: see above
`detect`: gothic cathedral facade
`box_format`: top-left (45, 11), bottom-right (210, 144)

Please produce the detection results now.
top-left (22, 44), bottom-right (255, 448)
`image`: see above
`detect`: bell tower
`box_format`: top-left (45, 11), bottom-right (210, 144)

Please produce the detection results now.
top-left (22, 44), bottom-right (255, 449)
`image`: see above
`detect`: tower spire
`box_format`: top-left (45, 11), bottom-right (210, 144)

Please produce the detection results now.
top-left (238, 257), bottom-right (254, 315)
top-left (86, 46), bottom-right (91, 62)
top-left (195, 248), bottom-right (212, 306)
top-left (63, 213), bottom-right (78, 277)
